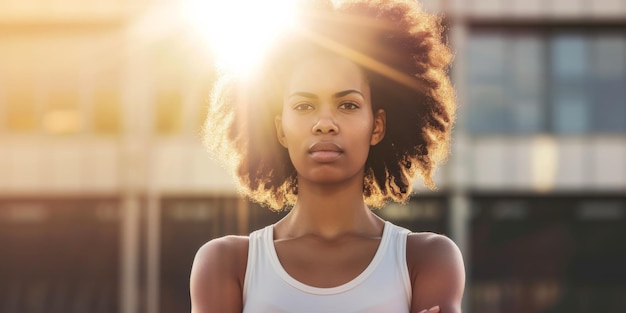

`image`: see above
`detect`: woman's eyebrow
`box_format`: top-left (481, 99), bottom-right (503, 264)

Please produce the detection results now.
top-left (333, 89), bottom-right (364, 98)
top-left (288, 91), bottom-right (318, 100)
top-left (288, 90), bottom-right (364, 100)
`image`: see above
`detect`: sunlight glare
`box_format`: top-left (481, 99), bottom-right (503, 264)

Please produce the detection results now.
top-left (181, 0), bottom-right (298, 76)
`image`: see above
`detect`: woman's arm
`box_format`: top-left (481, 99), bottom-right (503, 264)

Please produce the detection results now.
top-left (407, 233), bottom-right (466, 313)
top-left (190, 236), bottom-right (249, 313)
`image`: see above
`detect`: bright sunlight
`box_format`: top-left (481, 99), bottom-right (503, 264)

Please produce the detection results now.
top-left (180, 0), bottom-right (298, 77)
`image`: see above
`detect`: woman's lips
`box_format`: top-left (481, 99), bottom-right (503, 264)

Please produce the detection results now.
top-left (308, 142), bottom-right (343, 163)
top-left (310, 150), bottom-right (342, 162)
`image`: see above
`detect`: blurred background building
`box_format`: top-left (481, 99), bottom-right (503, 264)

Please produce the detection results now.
top-left (0, 0), bottom-right (625, 312)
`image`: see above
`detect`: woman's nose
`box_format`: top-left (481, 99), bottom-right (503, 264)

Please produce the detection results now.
top-left (312, 114), bottom-right (338, 134)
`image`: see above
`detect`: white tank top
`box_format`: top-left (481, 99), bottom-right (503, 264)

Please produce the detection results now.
top-left (242, 221), bottom-right (412, 313)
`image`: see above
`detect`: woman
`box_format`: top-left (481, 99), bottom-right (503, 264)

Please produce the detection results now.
top-left (191, 0), bottom-right (464, 312)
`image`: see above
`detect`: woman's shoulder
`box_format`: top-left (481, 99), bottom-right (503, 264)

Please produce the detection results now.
top-left (198, 235), bottom-right (250, 252)
top-left (190, 236), bottom-right (249, 312)
top-left (191, 235), bottom-right (249, 287)
top-left (405, 232), bottom-right (463, 270)
top-left (406, 232), bottom-right (460, 255)
top-left (405, 232), bottom-right (465, 312)
top-left (193, 235), bottom-right (249, 271)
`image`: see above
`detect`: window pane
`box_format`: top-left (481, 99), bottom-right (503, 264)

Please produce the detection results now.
top-left (466, 34), bottom-right (510, 133)
top-left (511, 98), bottom-right (544, 133)
top-left (551, 34), bottom-right (590, 134)
top-left (552, 35), bottom-right (588, 79)
top-left (553, 92), bottom-right (590, 133)
top-left (468, 84), bottom-right (510, 133)
top-left (590, 35), bottom-right (626, 132)
top-left (152, 38), bottom-right (187, 86)
top-left (152, 37), bottom-right (188, 136)
top-left (43, 89), bottom-right (82, 135)
top-left (467, 33), bottom-right (548, 134)
top-left (155, 90), bottom-right (182, 135)
top-left (467, 34), bottom-right (507, 80)
top-left (510, 37), bottom-right (546, 133)
top-left (1, 36), bottom-right (40, 134)
top-left (467, 29), bottom-right (626, 135)
top-left (6, 89), bottom-right (38, 132)
top-left (511, 37), bottom-right (544, 95)
top-left (93, 89), bottom-right (122, 135)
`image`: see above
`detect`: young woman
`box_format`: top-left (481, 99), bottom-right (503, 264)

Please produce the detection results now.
top-left (191, 0), bottom-right (464, 312)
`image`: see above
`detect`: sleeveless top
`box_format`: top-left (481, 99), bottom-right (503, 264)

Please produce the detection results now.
top-left (242, 221), bottom-right (412, 313)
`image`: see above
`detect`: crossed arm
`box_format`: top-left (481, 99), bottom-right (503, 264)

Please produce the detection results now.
top-left (190, 236), bottom-right (248, 313)
top-left (407, 233), bottom-right (466, 313)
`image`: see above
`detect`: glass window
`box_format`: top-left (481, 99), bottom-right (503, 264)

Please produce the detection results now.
top-left (90, 64), bottom-right (122, 136)
top-left (553, 91), bottom-right (590, 133)
top-left (552, 35), bottom-right (589, 79)
top-left (6, 88), bottom-right (38, 133)
top-left (92, 89), bottom-right (122, 135)
top-left (466, 33), bottom-right (547, 134)
top-left (510, 36), bottom-right (546, 133)
top-left (467, 28), bottom-right (626, 135)
top-left (44, 88), bottom-right (82, 135)
top-left (467, 35), bottom-right (507, 80)
top-left (590, 35), bottom-right (626, 132)
top-left (466, 34), bottom-right (511, 134)
top-left (551, 34), bottom-right (590, 134)
top-left (152, 37), bottom-right (188, 136)
top-left (154, 90), bottom-right (183, 135)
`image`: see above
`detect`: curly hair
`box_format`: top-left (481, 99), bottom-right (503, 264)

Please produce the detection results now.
top-left (203, 0), bottom-right (455, 211)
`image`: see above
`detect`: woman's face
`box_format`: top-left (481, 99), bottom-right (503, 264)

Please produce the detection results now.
top-left (275, 54), bottom-right (386, 186)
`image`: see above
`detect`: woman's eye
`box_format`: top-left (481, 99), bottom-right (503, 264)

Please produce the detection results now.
top-left (294, 103), bottom-right (314, 111)
top-left (339, 102), bottom-right (359, 110)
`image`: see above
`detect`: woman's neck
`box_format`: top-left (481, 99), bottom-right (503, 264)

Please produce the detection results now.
top-left (275, 177), bottom-right (383, 240)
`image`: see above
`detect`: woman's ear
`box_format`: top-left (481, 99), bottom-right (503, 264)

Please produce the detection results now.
top-left (275, 115), bottom-right (288, 148)
top-left (370, 109), bottom-right (386, 145)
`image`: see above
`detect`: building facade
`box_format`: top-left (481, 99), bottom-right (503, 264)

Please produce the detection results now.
top-left (1, 1), bottom-right (625, 312)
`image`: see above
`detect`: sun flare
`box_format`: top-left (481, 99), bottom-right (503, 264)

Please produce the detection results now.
top-left (180, 0), bottom-right (298, 76)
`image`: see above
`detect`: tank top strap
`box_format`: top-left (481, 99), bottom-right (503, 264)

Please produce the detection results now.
top-left (242, 224), bottom-right (272, 303)
top-left (388, 222), bottom-right (413, 305)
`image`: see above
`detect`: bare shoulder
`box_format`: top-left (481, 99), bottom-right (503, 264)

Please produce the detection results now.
top-left (190, 235), bottom-right (249, 313)
top-left (193, 235), bottom-right (249, 265)
top-left (406, 232), bottom-right (465, 313)
top-left (191, 235), bottom-right (249, 283)
top-left (406, 232), bottom-right (463, 267)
